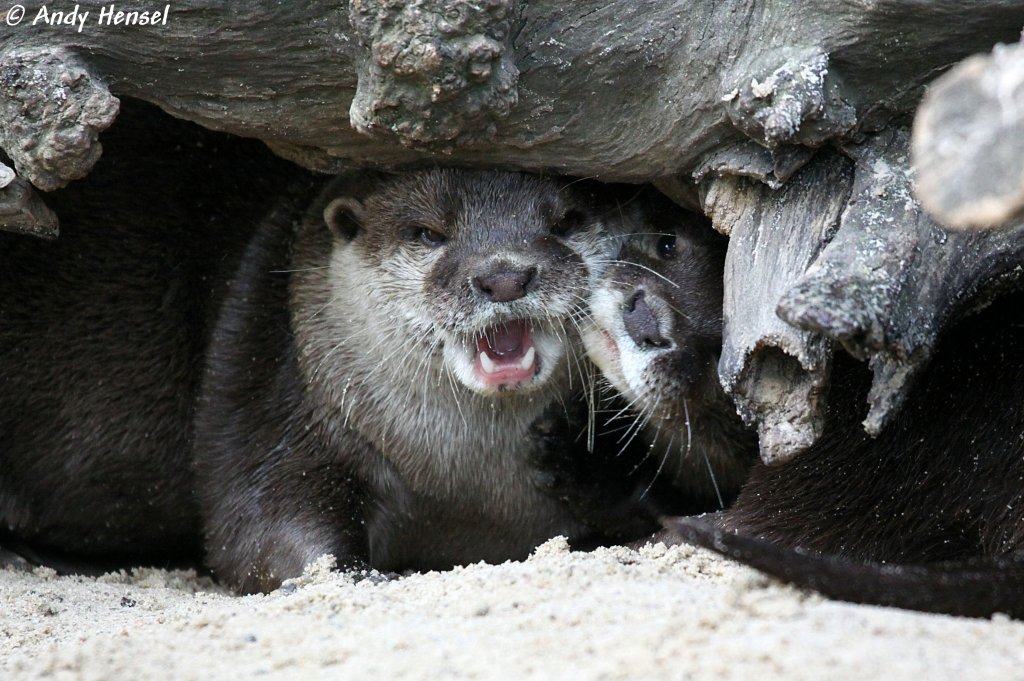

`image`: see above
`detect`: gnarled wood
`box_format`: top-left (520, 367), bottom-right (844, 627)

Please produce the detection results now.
top-left (0, 171), bottom-right (59, 238)
top-left (780, 128), bottom-right (1024, 434)
top-left (0, 47), bottom-right (118, 191)
top-left (704, 151), bottom-right (851, 464)
top-left (348, 0), bottom-right (519, 147)
top-left (4, 1), bottom-right (1024, 462)
top-left (2, 1), bottom-right (1022, 185)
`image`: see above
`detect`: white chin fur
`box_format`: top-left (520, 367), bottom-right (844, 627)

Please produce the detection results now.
top-left (444, 328), bottom-right (565, 395)
top-left (584, 286), bottom-right (666, 410)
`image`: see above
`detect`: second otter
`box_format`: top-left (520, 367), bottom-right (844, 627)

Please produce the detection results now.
top-left (195, 170), bottom-right (632, 592)
top-left (579, 193), bottom-right (756, 510)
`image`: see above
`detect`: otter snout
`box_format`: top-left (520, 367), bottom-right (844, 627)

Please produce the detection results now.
top-left (472, 265), bottom-right (538, 303)
top-left (460, 259), bottom-right (552, 394)
top-left (623, 290), bottom-right (671, 350)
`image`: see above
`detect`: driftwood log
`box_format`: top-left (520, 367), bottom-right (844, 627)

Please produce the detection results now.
top-left (703, 152), bottom-right (850, 463)
top-left (3, 1), bottom-right (1024, 462)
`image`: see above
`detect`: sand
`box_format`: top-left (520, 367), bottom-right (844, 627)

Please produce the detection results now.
top-left (2, 538), bottom-right (1023, 680)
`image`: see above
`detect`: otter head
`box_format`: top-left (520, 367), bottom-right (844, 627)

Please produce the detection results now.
top-left (582, 192), bottom-right (727, 423)
top-left (317, 169), bottom-right (618, 397)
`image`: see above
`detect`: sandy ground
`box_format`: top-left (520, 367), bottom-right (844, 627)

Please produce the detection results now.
top-left (2, 537), bottom-right (1023, 681)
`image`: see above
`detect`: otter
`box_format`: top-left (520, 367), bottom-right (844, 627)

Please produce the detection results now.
top-left (0, 100), bottom-right (304, 571)
top-left (192, 168), bottom-right (647, 593)
top-left (522, 191), bottom-right (758, 538)
top-left (0, 101), bottom-right (645, 588)
top-left (572, 197), bottom-right (1024, 618)
top-left (578, 192), bottom-right (757, 510)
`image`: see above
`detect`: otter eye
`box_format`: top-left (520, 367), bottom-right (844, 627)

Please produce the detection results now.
top-left (551, 209), bottom-right (586, 237)
top-left (413, 227), bottom-right (447, 248)
top-left (656, 234), bottom-right (678, 260)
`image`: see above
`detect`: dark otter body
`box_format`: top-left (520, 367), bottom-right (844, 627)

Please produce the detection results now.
top-left (671, 290), bottom-right (1024, 618)
top-left (0, 101), bottom-right (305, 568)
top-left (194, 170), bottom-right (632, 593)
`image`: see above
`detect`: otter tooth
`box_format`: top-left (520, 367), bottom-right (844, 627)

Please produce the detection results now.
top-left (480, 350), bottom-right (497, 374)
top-left (519, 346), bottom-right (536, 371)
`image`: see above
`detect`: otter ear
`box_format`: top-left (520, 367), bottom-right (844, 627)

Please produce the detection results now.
top-left (323, 197), bottom-right (365, 242)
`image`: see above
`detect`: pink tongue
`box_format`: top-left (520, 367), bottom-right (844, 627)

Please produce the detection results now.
top-left (482, 322), bottom-right (527, 357)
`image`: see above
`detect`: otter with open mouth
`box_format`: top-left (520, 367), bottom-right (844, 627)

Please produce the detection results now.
top-left (194, 169), bottom-right (631, 593)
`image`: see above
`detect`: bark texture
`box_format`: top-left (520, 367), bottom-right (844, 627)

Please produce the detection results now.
top-left (780, 128), bottom-right (1024, 435)
top-left (704, 152), bottom-right (851, 463)
top-left (3, 1), bottom-right (1022, 182)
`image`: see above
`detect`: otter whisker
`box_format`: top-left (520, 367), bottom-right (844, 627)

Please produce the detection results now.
top-left (615, 404), bottom-right (651, 459)
top-left (627, 407), bottom-right (659, 469)
top-left (613, 259), bottom-right (681, 289)
top-left (640, 431), bottom-right (675, 501)
top-left (269, 265), bottom-right (331, 273)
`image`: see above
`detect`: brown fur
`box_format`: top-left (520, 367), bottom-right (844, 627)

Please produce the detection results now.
top-left (0, 102), bottom-right (663, 589)
top-left (193, 169), bottom-right (642, 592)
top-left (525, 191), bottom-right (756, 539)
top-left (591, 203), bottom-right (1024, 617)
top-left (670, 293), bottom-right (1024, 618)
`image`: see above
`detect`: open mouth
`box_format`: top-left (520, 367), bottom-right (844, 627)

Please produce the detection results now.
top-left (473, 320), bottom-right (540, 389)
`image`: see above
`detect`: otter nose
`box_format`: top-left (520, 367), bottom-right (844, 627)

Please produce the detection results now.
top-left (623, 290), bottom-right (669, 349)
top-left (473, 267), bottom-right (537, 303)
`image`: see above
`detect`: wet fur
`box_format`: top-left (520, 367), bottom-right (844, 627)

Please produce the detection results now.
top-left (526, 192), bottom-right (758, 541)
top-left (717, 328), bottom-right (1024, 564)
top-left (581, 191), bottom-right (1024, 617)
top-left (673, 291), bottom-right (1024, 618)
top-left (0, 104), bottom-right (637, 590)
top-left (666, 514), bottom-right (1024, 619)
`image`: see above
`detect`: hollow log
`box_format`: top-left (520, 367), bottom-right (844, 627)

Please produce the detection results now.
top-left (706, 126), bottom-right (1024, 460)
top-left (2, 1), bottom-right (1022, 185)
top-left (703, 151), bottom-right (851, 464)
top-left (3, 1), bottom-right (1024, 463)
top-left (779, 127), bottom-right (1024, 436)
